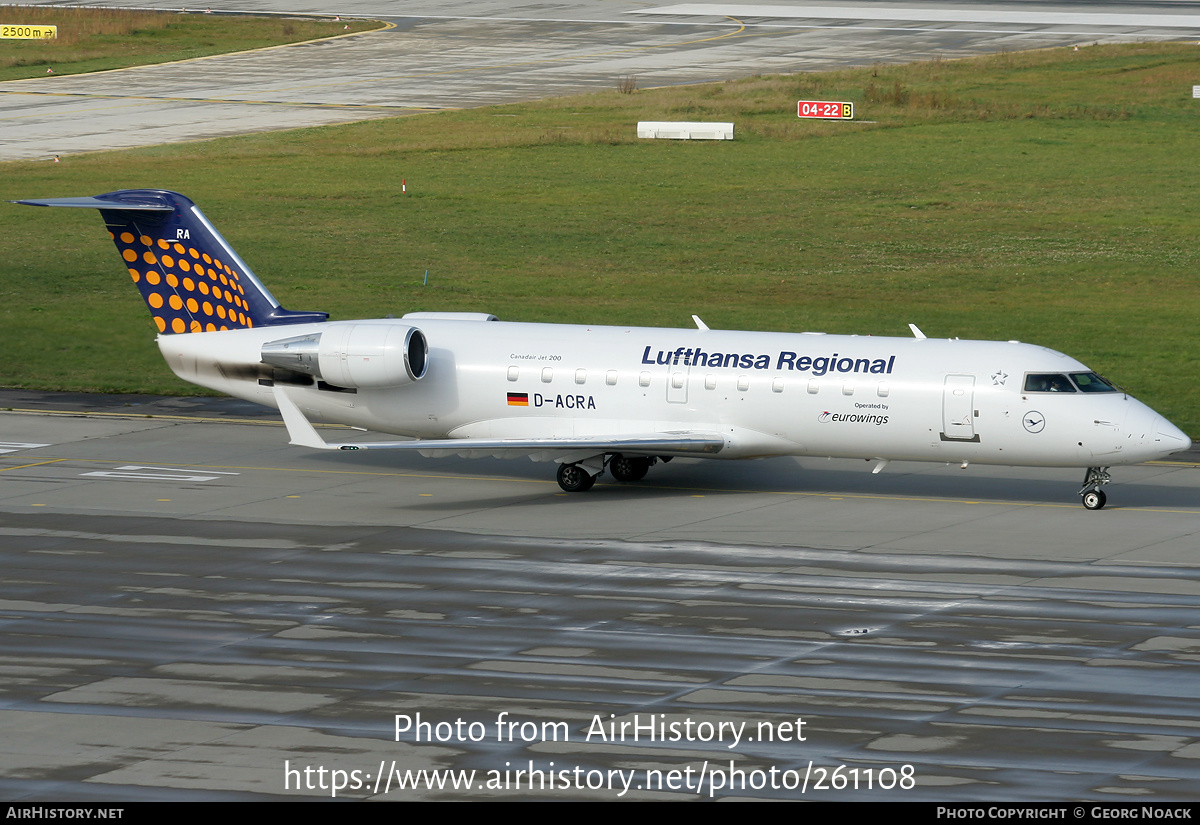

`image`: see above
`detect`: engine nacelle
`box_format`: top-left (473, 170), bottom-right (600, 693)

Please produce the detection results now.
top-left (261, 323), bottom-right (428, 389)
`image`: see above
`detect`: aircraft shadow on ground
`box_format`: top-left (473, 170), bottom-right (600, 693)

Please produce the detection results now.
top-left (293, 450), bottom-right (1193, 509)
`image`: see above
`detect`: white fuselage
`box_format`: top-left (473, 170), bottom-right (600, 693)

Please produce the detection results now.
top-left (157, 317), bottom-right (1189, 469)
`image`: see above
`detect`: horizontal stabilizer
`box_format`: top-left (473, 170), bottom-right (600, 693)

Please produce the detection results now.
top-left (13, 195), bottom-right (173, 211)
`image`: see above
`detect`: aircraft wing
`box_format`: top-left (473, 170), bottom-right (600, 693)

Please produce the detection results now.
top-left (273, 386), bottom-right (724, 461)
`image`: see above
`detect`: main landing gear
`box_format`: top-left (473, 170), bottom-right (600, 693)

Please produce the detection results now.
top-left (1079, 466), bottom-right (1111, 511)
top-left (556, 462), bottom-right (596, 493)
top-left (609, 454), bottom-right (653, 482)
top-left (555, 454), bottom-right (659, 492)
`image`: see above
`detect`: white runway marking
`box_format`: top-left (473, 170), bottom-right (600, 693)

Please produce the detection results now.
top-left (0, 442), bottom-right (51, 454)
top-left (80, 465), bottom-right (241, 482)
top-left (632, 4), bottom-right (1200, 28)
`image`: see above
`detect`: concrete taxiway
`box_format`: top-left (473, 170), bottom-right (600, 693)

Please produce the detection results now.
top-left (5, 1), bottom-right (1200, 159)
top-left (0, 394), bottom-right (1197, 800)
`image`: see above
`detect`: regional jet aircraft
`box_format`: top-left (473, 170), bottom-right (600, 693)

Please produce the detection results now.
top-left (14, 190), bottom-right (1191, 508)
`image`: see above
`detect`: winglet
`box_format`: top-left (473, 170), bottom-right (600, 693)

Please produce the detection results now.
top-left (908, 323), bottom-right (927, 339)
top-left (692, 315), bottom-right (709, 331)
top-left (272, 386), bottom-right (334, 450)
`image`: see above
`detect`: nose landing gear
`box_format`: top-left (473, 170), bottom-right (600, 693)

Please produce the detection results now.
top-left (1079, 466), bottom-right (1111, 510)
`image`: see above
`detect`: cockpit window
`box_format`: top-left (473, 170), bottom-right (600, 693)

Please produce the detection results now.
top-left (1069, 372), bottom-right (1118, 393)
top-left (1024, 373), bottom-right (1076, 393)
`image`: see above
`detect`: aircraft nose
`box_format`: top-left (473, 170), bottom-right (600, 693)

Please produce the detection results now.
top-left (1123, 404), bottom-right (1191, 462)
top-left (1153, 417), bottom-right (1192, 456)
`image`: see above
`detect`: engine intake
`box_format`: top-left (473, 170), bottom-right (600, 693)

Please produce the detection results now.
top-left (261, 324), bottom-right (427, 389)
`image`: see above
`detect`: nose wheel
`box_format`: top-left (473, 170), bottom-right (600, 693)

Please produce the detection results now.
top-left (1079, 466), bottom-right (1111, 510)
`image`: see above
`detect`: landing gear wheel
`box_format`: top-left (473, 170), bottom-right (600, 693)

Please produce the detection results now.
top-left (557, 463), bottom-right (595, 492)
top-left (1078, 466), bottom-right (1111, 511)
top-left (609, 454), bottom-right (651, 482)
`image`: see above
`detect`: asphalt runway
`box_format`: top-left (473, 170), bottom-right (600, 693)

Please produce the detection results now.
top-left (3, 0), bottom-right (1200, 803)
top-left (0, 394), bottom-right (1197, 800)
top-left (5, 1), bottom-right (1200, 159)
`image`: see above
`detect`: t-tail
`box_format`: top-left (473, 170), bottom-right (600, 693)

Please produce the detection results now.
top-left (13, 189), bottom-right (328, 334)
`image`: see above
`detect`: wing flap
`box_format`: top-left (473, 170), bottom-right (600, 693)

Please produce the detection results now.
top-left (273, 386), bottom-right (724, 460)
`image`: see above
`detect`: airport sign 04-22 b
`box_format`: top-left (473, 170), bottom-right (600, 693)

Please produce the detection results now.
top-left (797, 100), bottom-right (853, 119)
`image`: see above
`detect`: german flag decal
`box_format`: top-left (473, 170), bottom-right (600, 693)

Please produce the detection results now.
top-left (507, 392), bottom-right (529, 406)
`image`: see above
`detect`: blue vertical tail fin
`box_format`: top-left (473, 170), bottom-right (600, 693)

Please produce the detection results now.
top-left (13, 189), bottom-right (328, 334)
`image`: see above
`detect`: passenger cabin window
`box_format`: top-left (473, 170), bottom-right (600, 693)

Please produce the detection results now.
top-left (575, 369), bottom-right (587, 385)
top-left (771, 378), bottom-right (784, 393)
top-left (737, 376), bottom-right (750, 392)
top-left (704, 375), bottom-right (716, 390)
top-left (541, 367), bottom-right (553, 383)
top-left (807, 380), bottom-right (819, 395)
top-left (507, 366), bottom-right (519, 382)
top-left (639, 371), bottom-right (651, 388)
top-left (606, 370), bottom-right (618, 386)
top-left (877, 383), bottom-right (890, 398)
top-left (1024, 373), bottom-right (1076, 393)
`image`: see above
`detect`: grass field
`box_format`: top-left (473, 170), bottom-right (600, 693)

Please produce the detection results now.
top-left (2, 41), bottom-right (1198, 434)
top-left (0, 6), bottom-right (379, 80)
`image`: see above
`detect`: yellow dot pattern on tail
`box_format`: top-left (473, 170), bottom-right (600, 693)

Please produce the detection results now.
top-left (113, 230), bottom-right (252, 333)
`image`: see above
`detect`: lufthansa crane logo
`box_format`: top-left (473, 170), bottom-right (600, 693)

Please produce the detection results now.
top-left (1023, 411), bottom-right (1046, 433)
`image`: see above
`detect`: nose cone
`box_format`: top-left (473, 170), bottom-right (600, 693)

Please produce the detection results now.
top-left (1153, 417), bottom-right (1192, 457)
top-left (1122, 403), bottom-right (1192, 462)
